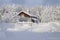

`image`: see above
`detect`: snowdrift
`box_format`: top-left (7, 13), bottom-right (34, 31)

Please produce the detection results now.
top-left (0, 22), bottom-right (60, 32)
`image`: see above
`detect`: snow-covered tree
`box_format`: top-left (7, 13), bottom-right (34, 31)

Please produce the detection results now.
top-left (0, 5), bottom-right (60, 23)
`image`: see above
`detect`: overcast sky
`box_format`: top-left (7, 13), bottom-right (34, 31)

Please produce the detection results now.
top-left (0, 0), bottom-right (60, 7)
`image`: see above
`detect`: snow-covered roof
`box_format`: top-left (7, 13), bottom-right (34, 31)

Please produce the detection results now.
top-left (18, 11), bottom-right (38, 17)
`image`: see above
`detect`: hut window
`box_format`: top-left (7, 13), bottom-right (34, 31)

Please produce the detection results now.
top-left (31, 19), bottom-right (35, 23)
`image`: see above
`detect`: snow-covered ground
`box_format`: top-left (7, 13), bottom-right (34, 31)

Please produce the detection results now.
top-left (0, 22), bottom-right (60, 32)
top-left (0, 22), bottom-right (60, 40)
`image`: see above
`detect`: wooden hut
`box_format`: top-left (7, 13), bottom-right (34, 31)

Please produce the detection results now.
top-left (18, 11), bottom-right (38, 23)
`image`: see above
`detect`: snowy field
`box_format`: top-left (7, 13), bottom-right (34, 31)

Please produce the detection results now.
top-left (0, 22), bottom-right (60, 32)
top-left (0, 22), bottom-right (60, 40)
